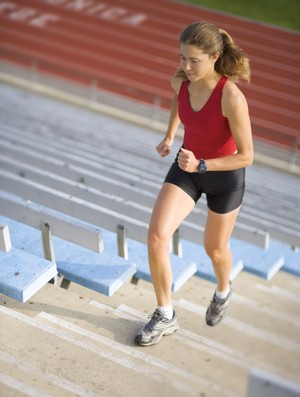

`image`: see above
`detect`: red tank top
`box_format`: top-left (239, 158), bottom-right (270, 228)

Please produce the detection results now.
top-left (178, 75), bottom-right (237, 159)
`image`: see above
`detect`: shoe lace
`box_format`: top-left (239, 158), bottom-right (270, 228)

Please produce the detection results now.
top-left (210, 295), bottom-right (226, 315)
top-left (210, 300), bottom-right (222, 315)
top-left (144, 309), bottom-right (164, 332)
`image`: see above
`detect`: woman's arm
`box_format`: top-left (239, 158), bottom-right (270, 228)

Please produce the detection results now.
top-left (156, 75), bottom-right (183, 157)
top-left (206, 82), bottom-right (253, 171)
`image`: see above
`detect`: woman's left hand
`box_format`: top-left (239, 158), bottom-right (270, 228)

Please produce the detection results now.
top-left (177, 148), bottom-right (198, 173)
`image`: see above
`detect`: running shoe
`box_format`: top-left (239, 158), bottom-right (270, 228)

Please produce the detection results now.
top-left (135, 308), bottom-right (179, 346)
top-left (206, 282), bottom-right (232, 326)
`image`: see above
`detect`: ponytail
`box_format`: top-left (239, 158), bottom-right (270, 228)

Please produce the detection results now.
top-left (216, 29), bottom-right (251, 82)
top-left (180, 21), bottom-right (251, 83)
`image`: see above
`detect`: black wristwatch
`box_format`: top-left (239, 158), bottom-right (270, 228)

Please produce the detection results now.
top-left (198, 159), bottom-right (207, 173)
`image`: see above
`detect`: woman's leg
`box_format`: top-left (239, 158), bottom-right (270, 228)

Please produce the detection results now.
top-left (148, 182), bottom-right (195, 307)
top-left (204, 206), bottom-right (241, 293)
top-left (135, 182), bottom-right (195, 346)
top-left (204, 207), bottom-right (241, 326)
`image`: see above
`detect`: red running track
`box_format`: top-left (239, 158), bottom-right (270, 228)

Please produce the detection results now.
top-left (1, 0), bottom-right (299, 149)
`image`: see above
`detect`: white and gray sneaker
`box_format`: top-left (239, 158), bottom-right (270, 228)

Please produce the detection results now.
top-left (206, 282), bottom-right (233, 327)
top-left (135, 308), bottom-right (179, 346)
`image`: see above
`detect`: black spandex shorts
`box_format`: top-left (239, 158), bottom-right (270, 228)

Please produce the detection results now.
top-left (164, 156), bottom-right (245, 214)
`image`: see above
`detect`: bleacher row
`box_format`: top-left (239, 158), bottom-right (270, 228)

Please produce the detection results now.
top-left (0, 82), bottom-right (299, 303)
top-left (1, 84), bottom-right (300, 397)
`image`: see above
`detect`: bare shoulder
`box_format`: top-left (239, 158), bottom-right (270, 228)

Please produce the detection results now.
top-left (222, 79), bottom-right (248, 116)
top-left (171, 68), bottom-right (187, 95)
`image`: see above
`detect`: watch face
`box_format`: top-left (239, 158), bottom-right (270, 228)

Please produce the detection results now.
top-left (198, 160), bottom-right (207, 173)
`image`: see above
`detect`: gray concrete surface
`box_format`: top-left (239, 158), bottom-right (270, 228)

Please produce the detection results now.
top-left (1, 271), bottom-right (300, 397)
top-left (0, 81), bottom-right (300, 397)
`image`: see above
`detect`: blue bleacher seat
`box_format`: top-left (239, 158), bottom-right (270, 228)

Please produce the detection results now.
top-left (0, 247), bottom-right (57, 303)
top-left (0, 216), bottom-right (136, 297)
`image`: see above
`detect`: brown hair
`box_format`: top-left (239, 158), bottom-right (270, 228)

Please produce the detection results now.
top-left (179, 21), bottom-right (250, 82)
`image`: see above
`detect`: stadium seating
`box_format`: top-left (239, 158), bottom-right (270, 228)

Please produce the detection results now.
top-left (0, 83), bottom-right (299, 303)
top-left (0, 78), bottom-right (300, 397)
top-left (0, 5), bottom-right (299, 390)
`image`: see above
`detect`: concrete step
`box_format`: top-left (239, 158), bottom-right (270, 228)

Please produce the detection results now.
top-left (0, 127), bottom-right (165, 192)
top-left (1, 119), bottom-right (299, 238)
top-left (247, 367), bottom-right (300, 397)
top-left (1, 124), bottom-right (298, 247)
top-left (1, 146), bottom-right (296, 250)
top-left (1, 298), bottom-right (184, 397)
top-left (0, 123), bottom-right (166, 184)
top-left (1, 269), bottom-right (299, 397)
top-left (0, 116), bottom-right (167, 177)
top-left (0, 154), bottom-right (269, 248)
top-left (2, 119), bottom-right (300, 212)
top-left (0, 169), bottom-right (151, 244)
top-left (0, 99), bottom-right (164, 162)
top-left (0, 284), bottom-right (237, 397)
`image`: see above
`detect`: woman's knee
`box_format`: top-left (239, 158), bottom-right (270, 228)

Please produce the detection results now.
top-left (148, 225), bottom-right (169, 253)
top-left (204, 243), bottom-right (230, 264)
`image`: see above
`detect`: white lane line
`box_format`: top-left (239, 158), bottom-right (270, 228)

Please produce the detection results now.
top-left (0, 305), bottom-right (166, 382)
top-left (292, 280), bottom-right (300, 288)
top-left (0, 305), bottom-right (200, 397)
top-left (92, 300), bottom-right (244, 357)
top-left (233, 294), bottom-right (300, 328)
top-left (0, 372), bottom-right (53, 397)
top-left (111, 303), bottom-right (248, 370)
top-left (175, 299), bottom-right (300, 353)
top-left (256, 284), bottom-right (300, 305)
top-left (110, 303), bottom-right (299, 394)
top-left (37, 311), bottom-right (234, 397)
top-left (0, 351), bottom-right (103, 397)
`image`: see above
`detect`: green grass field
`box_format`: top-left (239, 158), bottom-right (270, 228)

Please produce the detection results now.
top-left (182, 0), bottom-right (300, 31)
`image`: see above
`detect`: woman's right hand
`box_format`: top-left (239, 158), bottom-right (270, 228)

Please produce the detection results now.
top-left (156, 138), bottom-right (172, 157)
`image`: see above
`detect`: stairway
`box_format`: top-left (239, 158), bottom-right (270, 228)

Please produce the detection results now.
top-left (1, 270), bottom-right (300, 397)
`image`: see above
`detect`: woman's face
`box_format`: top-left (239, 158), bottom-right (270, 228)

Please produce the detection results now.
top-left (180, 44), bottom-right (215, 81)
